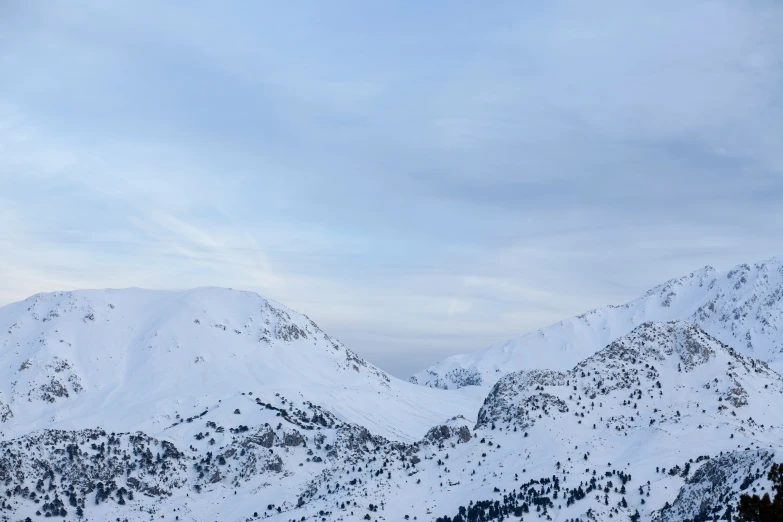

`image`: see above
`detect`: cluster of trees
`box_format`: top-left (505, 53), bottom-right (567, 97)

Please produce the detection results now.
top-left (433, 463), bottom-right (644, 522)
top-left (1, 429), bottom-right (186, 519)
top-left (435, 499), bottom-right (526, 522)
top-left (737, 462), bottom-right (783, 521)
top-left (432, 475), bottom-right (585, 522)
top-left (40, 494), bottom-right (66, 517)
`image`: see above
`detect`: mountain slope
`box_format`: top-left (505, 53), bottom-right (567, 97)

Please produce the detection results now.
top-left (0, 287), bottom-right (481, 442)
top-left (411, 257), bottom-right (783, 390)
top-left (418, 321), bottom-right (783, 522)
top-left (3, 321), bottom-right (781, 522)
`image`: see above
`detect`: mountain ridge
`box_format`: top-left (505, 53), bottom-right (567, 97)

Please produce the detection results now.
top-left (411, 257), bottom-right (783, 390)
top-left (0, 287), bottom-right (480, 442)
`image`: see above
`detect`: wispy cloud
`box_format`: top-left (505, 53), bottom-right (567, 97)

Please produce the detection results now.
top-left (1, 0), bottom-right (782, 377)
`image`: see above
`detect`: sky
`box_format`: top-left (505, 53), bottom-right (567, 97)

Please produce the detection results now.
top-left (2, 1), bottom-right (783, 378)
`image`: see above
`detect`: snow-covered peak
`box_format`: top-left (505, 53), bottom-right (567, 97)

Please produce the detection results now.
top-left (0, 287), bottom-right (479, 441)
top-left (411, 257), bottom-right (783, 390)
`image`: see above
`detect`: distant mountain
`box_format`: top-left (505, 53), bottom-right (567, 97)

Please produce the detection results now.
top-left (0, 287), bottom-right (479, 442)
top-left (410, 257), bottom-right (783, 390)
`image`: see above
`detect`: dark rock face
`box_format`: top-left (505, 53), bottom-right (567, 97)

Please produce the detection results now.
top-left (341, 427), bottom-right (373, 451)
top-left (0, 401), bottom-right (12, 423)
top-left (445, 368), bottom-right (483, 388)
top-left (431, 425), bottom-right (451, 441)
top-left (477, 370), bottom-right (568, 429)
top-left (284, 430), bottom-right (306, 447)
top-left (423, 417), bottom-right (472, 445)
top-left (248, 426), bottom-right (277, 448)
top-left (275, 323), bottom-right (308, 342)
top-left (409, 368), bottom-right (482, 389)
top-left (40, 378), bottom-right (70, 402)
top-left (265, 455), bottom-right (283, 472)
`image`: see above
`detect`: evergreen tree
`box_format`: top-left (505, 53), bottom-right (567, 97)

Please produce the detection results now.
top-left (737, 462), bottom-right (783, 521)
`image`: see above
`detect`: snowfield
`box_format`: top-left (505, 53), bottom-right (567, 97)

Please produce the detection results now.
top-left (1, 259), bottom-right (782, 522)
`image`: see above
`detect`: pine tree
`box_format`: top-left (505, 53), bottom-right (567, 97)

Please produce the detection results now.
top-left (737, 462), bottom-right (783, 521)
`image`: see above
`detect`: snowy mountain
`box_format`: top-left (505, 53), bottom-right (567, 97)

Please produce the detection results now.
top-left (0, 288), bottom-right (481, 442)
top-left (411, 257), bottom-right (783, 390)
top-left (1, 319), bottom-right (781, 522)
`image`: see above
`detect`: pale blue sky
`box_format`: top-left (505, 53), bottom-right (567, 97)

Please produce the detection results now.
top-left (2, 1), bottom-right (783, 377)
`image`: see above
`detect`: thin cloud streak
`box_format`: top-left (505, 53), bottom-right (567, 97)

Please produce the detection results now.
top-left (1, 0), bottom-right (782, 377)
